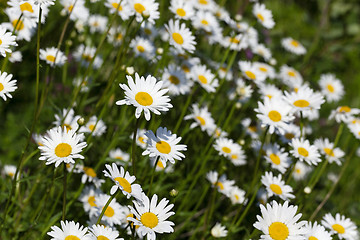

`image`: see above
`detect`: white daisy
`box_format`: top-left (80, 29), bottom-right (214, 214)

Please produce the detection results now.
top-left (314, 138), bottom-right (344, 165)
top-left (8, 50), bottom-right (22, 63)
top-left (279, 65), bottom-right (303, 89)
top-left (254, 201), bottom-right (306, 240)
top-left (88, 14), bottom-right (108, 33)
top-left (38, 126), bottom-right (87, 167)
top-left (128, 193), bottom-right (175, 240)
top-left (162, 64), bottom-right (192, 96)
top-left (184, 104), bottom-right (216, 136)
top-left (47, 220), bottom-right (88, 240)
top-left (319, 73), bottom-right (344, 102)
top-left (289, 138), bottom-right (321, 166)
top-left (206, 171), bottom-right (235, 197)
top-left (0, 71), bottom-right (17, 101)
top-left (329, 106), bottom-right (360, 123)
top-left (129, 0), bottom-right (160, 24)
top-left (40, 47), bottom-right (67, 67)
top-left (279, 123), bottom-right (301, 143)
top-left (191, 10), bottom-right (219, 33)
top-left (264, 143), bottom-right (290, 174)
top-left (53, 108), bottom-right (80, 132)
top-left (190, 64), bottom-right (219, 93)
top-left (281, 37), bottom-right (306, 55)
top-left (284, 85), bottom-right (325, 112)
top-left (169, 0), bottom-right (194, 20)
top-left (211, 222), bottom-right (228, 238)
top-left (254, 62), bottom-right (276, 79)
top-left (293, 161), bottom-right (312, 181)
top-left (255, 97), bottom-right (295, 135)
top-left (165, 19), bottom-right (196, 54)
top-left (109, 148), bottom-right (130, 163)
top-left (229, 186), bottom-right (246, 205)
top-left (261, 172), bottom-right (295, 200)
top-left (129, 36), bottom-right (155, 60)
top-left (258, 83), bottom-right (282, 100)
top-left (103, 163), bottom-right (144, 201)
top-left (105, 0), bottom-right (132, 21)
top-left (79, 116), bottom-right (107, 137)
top-left (143, 127), bottom-right (187, 167)
top-left (213, 137), bottom-right (242, 158)
top-left (239, 61), bottom-right (266, 83)
top-left (131, 128), bottom-right (148, 149)
top-left (116, 73), bottom-right (172, 121)
top-left (229, 78), bottom-right (253, 103)
top-left (252, 3), bottom-right (275, 29)
top-left (0, 26), bottom-right (17, 57)
top-left (322, 213), bottom-right (359, 240)
top-left (3, 165), bottom-right (17, 179)
top-left (78, 186), bottom-right (102, 213)
top-left (303, 221), bottom-right (332, 240)
top-left (80, 166), bottom-right (105, 188)
top-left (86, 224), bottom-right (124, 240)
top-left (252, 43), bottom-right (272, 61)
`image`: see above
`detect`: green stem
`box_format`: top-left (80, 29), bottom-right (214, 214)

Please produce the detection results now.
top-left (62, 163), bottom-right (67, 221)
top-left (96, 191), bottom-right (120, 224)
top-left (174, 86), bottom-right (197, 133)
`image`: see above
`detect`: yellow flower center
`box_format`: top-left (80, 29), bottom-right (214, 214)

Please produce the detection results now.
top-left (67, 4), bottom-right (74, 12)
top-left (55, 143), bottom-right (72, 158)
top-left (97, 236), bottom-right (110, 240)
top-left (169, 75), bottom-right (180, 85)
top-left (182, 65), bottom-right (190, 73)
top-left (269, 153), bottom-right (281, 165)
top-left (216, 181), bottom-right (224, 190)
top-left (229, 37), bottom-right (240, 44)
top-left (270, 184), bottom-right (282, 195)
top-left (84, 167), bottom-right (97, 178)
top-left (134, 3), bottom-right (145, 13)
top-left (46, 55), bottom-right (56, 63)
top-left (287, 71), bottom-right (296, 77)
top-left (114, 177), bottom-right (132, 193)
top-left (0, 39), bottom-right (2, 45)
top-left (222, 147), bottom-right (231, 154)
top-left (62, 123), bottom-right (72, 132)
top-left (324, 148), bottom-right (335, 157)
top-left (259, 67), bottom-right (268, 72)
top-left (198, 75), bottom-right (208, 84)
top-left (157, 160), bottom-right (165, 169)
top-left (135, 92), bottom-right (153, 106)
top-left (176, 8), bottom-right (186, 17)
top-left (65, 236), bottom-right (80, 240)
top-left (293, 99), bottom-right (310, 108)
top-left (82, 54), bottom-right (92, 62)
top-left (20, 2), bottom-right (34, 13)
top-left (234, 194), bottom-right (239, 200)
top-left (117, 33), bottom-right (123, 40)
top-left (332, 224), bottom-right (345, 234)
top-left (298, 147), bottom-right (309, 157)
top-left (88, 196), bottom-right (96, 207)
top-left (249, 126), bottom-right (257, 132)
top-left (0, 83), bottom-right (4, 92)
top-left (257, 13), bottom-right (265, 22)
top-left (201, 19), bottom-right (209, 25)
top-left (137, 45), bottom-right (145, 52)
top-left (199, 0), bottom-right (208, 4)
top-left (196, 116), bottom-right (206, 125)
top-left (290, 40), bottom-right (299, 47)
top-left (141, 212), bottom-right (159, 229)
top-left (339, 106), bottom-right (351, 113)
top-left (172, 32), bottom-right (184, 45)
top-left (268, 110), bottom-right (282, 122)
top-left (111, 2), bottom-right (123, 11)
top-left (138, 136), bottom-right (146, 144)
top-left (295, 168), bottom-right (301, 173)
top-left (245, 71), bottom-right (256, 80)
top-left (156, 141), bottom-right (171, 154)
top-left (267, 95), bottom-right (273, 99)
top-left (12, 19), bottom-right (24, 31)
top-left (104, 206), bottom-right (115, 217)
top-left (88, 124), bottom-right (96, 132)
top-left (326, 84), bottom-right (334, 93)
top-left (309, 236), bottom-right (318, 240)
top-left (285, 133), bottom-right (295, 140)
top-left (268, 222), bottom-right (289, 240)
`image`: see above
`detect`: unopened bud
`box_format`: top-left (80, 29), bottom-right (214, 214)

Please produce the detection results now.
top-left (77, 117), bottom-right (85, 126)
top-left (156, 48), bottom-right (164, 55)
top-left (235, 14), bottom-right (242, 21)
top-left (142, 10), bottom-right (150, 19)
top-left (126, 67), bottom-right (135, 75)
top-left (270, 58), bottom-right (277, 66)
top-left (239, 139), bottom-right (245, 145)
top-left (169, 189), bottom-right (178, 197)
top-left (235, 102), bottom-right (242, 109)
top-left (304, 186), bottom-right (311, 194)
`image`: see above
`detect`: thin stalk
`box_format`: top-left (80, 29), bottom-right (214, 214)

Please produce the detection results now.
top-left (174, 86), bottom-right (197, 133)
top-left (62, 163), bottom-right (68, 221)
top-left (96, 191), bottom-right (120, 224)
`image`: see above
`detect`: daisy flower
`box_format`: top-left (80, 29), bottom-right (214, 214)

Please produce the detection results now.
top-left (206, 171), bottom-right (235, 197)
top-left (116, 73), bottom-right (172, 121)
top-left (190, 64), bottom-right (219, 93)
top-left (8, 50), bottom-right (22, 63)
top-left (264, 143), bottom-right (290, 174)
top-left (314, 138), bottom-right (344, 165)
top-left (192, 10), bottom-right (219, 32)
top-left (40, 47), bottom-right (67, 67)
top-left (162, 64), bottom-right (192, 96)
top-left (3, 165), bottom-right (17, 179)
top-left (53, 108), bottom-right (80, 132)
top-left (105, 0), bottom-right (132, 21)
top-left (279, 123), bottom-right (300, 143)
top-left (38, 126), bottom-right (87, 167)
top-left (93, 194), bottom-right (127, 227)
top-left (279, 65), bottom-right (303, 89)
top-left (184, 104), bottom-right (216, 135)
top-left (230, 78), bottom-right (253, 103)
top-left (128, 0), bottom-right (160, 24)
top-left (229, 186), bottom-right (246, 205)
top-left (255, 97), bottom-right (295, 135)
top-left (128, 194), bottom-right (175, 240)
top-left (228, 150), bottom-right (247, 166)
top-left (303, 221), bottom-right (332, 240)
top-left (80, 166), bottom-right (105, 188)
top-left (88, 14), bottom-right (108, 33)
top-left (47, 221), bottom-right (88, 240)
top-left (254, 62), bottom-right (276, 79)
top-left (109, 148), bottom-right (130, 163)
top-left (284, 85), bottom-right (325, 112)
top-left (79, 116), bottom-right (107, 137)
top-left (165, 19), bottom-right (196, 54)
top-left (213, 137), bottom-right (242, 158)
top-left (222, 33), bottom-right (248, 51)
top-left (252, 3), bottom-right (275, 29)
top-left (129, 36), bottom-right (155, 60)
top-left (103, 163), bottom-right (144, 201)
top-left (281, 37), bottom-right (306, 55)
top-left (0, 71), bottom-right (17, 101)
top-left (319, 73), bottom-right (344, 102)
top-left (322, 213), bottom-right (359, 240)
top-left (78, 186), bottom-right (102, 213)
top-left (211, 222), bottom-right (228, 238)
top-left (293, 161), bottom-right (312, 181)
top-left (143, 127), bottom-right (187, 167)
top-left (193, 0), bottom-right (215, 10)
top-left (239, 61), bottom-right (266, 83)
top-left (261, 172), bottom-right (295, 200)
top-left (0, 26), bottom-right (17, 57)
top-left (169, 0), bottom-right (194, 20)
top-left (86, 224), bottom-right (124, 240)
top-left (252, 43), bottom-right (272, 61)
top-left (329, 106), bottom-right (360, 123)
top-left (131, 128), bottom-right (148, 149)
top-left (258, 83), bottom-right (282, 100)
top-left (60, 0), bottom-right (89, 22)
top-left (289, 138), bottom-right (321, 166)
top-left (34, 0), bottom-right (56, 6)
top-left (73, 45), bottom-right (103, 69)
top-left (254, 201), bottom-right (306, 240)
top-left (348, 123), bottom-right (360, 140)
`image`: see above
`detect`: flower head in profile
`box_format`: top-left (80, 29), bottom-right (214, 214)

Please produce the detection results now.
top-left (302, 221), bottom-right (332, 240)
top-left (116, 73), bottom-right (172, 121)
top-left (0, 71), bottom-right (17, 101)
top-left (47, 220), bottom-right (88, 240)
top-left (252, 3), bottom-right (275, 29)
top-left (40, 47), bottom-right (67, 67)
top-left (86, 224), bottom-right (124, 240)
top-left (0, 26), bottom-right (17, 57)
top-left (128, 193), bottom-right (175, 240)
top-left (211, 222), bottom-right (228, 238)
top-left (143, 127), bottom-right (187, 167)
top-left (281, 37), bottom-right (306, 55)
top-left (38, 126), bottom-right (87, 167)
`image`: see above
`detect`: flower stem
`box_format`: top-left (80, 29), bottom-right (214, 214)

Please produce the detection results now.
top-left (96, 191), bottom-right (120, 224)
top-left (62, 163), bottom-right (68, 221)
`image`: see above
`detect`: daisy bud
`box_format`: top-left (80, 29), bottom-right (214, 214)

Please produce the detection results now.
top-left (304, 186), bottom-right (311, 194)
top-left (235, 14), bottom-right (242, 21)
top-left (235, 102), bottom-right (242, 109)
top-left (156, 48), bottom-right (163, 55)
top-left (77, 117), bottom-right (85, 126)
top-left (170, 189), bottom-right (178, 197)
top-left (270, 58), bottom-right (277, 65)
top-left (239, 139), bottom-right (245, 145)
top-left (66, 40), bottom-right (72, 46)
top-left (142, 10), bottom-right (150, 19)
top-left (120, 65), bottom-right (126, 70)
top-left (126, 66), bottom-right (135, 75)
